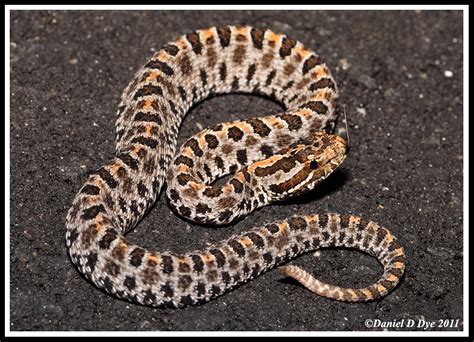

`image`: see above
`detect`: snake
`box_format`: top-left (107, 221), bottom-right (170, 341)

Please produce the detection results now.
top-left (65, 25), bottom-right (405, 308)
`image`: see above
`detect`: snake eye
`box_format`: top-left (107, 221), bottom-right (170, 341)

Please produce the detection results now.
top-left (309, 160), bottom-right (318, 170)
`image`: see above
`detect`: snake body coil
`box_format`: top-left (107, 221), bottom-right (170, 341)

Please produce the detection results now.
top-left (66, 26), bottom-right (405, 307)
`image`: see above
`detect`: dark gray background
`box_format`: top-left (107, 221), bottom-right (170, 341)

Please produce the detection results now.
top-left (10, 10), bottom-right (464, 331)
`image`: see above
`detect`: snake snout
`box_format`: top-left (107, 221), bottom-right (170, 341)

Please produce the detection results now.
top-left (334, 135), bottom-right (349, 153)
top-left (310, 133), bottom-right (348, 168)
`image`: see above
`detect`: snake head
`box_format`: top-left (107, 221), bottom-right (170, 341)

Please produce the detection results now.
top-left (306, 131), bottom-right (348, 174)
top-left (259, 132), bottom-right (348, 201)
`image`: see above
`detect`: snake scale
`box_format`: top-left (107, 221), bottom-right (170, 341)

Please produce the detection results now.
top-left (66, 25), bottom-right (405, 308)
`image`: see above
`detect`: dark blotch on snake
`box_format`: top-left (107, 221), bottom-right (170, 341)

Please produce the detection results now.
top-left (227, 126), bottom-right (244, 141)
top-left (310, 78), bottom-right (335, 91)
top-left (196, 203), bottom-right (211, 214)
top-left (217, 26), bottom-right (231, 47)
top-left (204, 134), bottom-right (219, 149)
top-left (161, 283), bottom-right (174, 298)
top-left (163, 44), bottom-right (179, 56)
top-left (161, 255), bottom-right (174, 275)
top-left (219, 62), bottom-right (227, 81)
top-left (209, 249), bottom-right (226, 267)
top-left (288, 217), bottom-right (308, 231)
top-left (81, 204), bottom-right (106, 221)
top-left (191, 254), bottom-right (205, 273)
top-left (230, 178), bottom-right (244, 193)
top-left (124, 276), bottom-right (136, 290)
top-left (203, 186), bottom-right (222, 198)
top-left (145, 60), bottom-right (174, 76)
top-left (81, 184), bottom-right (100, 196)
top-left (302, 54), bottom-right (322, 75)
top-left (99, 228), bottom-right (118, 249)
top-left (279, 36), bottom-right (296, 58)
top-left (186, 31), bottom-right (203, 54)
top-left (228, 240), bottom-right (246, 257)
top-left (300, 100), bottom-right (328, 114)
top-left (250, 27), bottom-right (265, 49)
top-left (133, 84), bottom-right (163, 100)
top-left (129, 247), bottom-right (145, 267)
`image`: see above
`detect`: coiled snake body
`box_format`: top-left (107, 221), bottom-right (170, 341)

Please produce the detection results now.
top-left (66, 25), bottom-right (405, 307)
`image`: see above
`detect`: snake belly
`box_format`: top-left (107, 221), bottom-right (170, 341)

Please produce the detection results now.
top-left (66, 25), bottom-right (405, 307)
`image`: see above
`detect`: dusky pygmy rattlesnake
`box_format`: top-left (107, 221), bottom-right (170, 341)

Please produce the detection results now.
top-left (66, 25), bottom-right (405, 307)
